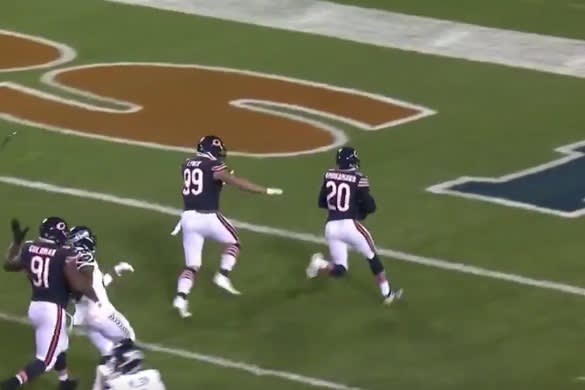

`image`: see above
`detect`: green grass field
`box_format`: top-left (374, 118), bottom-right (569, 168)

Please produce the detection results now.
top-left (1, 1), bottom-right (585, 389)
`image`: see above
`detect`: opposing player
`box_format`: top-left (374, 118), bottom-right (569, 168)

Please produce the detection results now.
top-left (91, 340), bottom-right (165, 390)
top-left (1, 217), bottom-right (105, 390)
top-left (173, 135), bottom-right (283, 318)
top-left (67, 226), bottom-right (136, 381)
top-left (306, 147), bottom-right (403, 304)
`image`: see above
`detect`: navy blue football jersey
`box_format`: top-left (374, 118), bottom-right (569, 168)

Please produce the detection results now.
top-left (19, 240), bottom-right (76, 308)
top-left (318, 168), bottom-right (375, 220)
top-left (181, 156), bottom-right (228, 211)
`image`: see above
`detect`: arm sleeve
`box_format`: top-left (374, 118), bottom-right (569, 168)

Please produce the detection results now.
top-left (357, 176), bottom-right (376, 214)
top-left (211, 161), bottom-right (228, 172)
top-left (318, 183), bottom-right (328, 209)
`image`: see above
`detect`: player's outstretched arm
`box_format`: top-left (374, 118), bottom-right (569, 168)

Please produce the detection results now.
top-left (3, 243), bottom-right (24, 271)
top-left (214, 170), bottom-right (283, 195)
top-left (4, 218), bottom-right (28, 271)
top-left (103, 262), bottom-right (134, 288)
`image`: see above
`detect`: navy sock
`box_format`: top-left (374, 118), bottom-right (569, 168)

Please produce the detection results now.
top-left (367, 254), bottom-right (384, 276)
top-left (329, 264), bottom-right (347, 278)
top-left (54, 352), bottom-right (67, 372)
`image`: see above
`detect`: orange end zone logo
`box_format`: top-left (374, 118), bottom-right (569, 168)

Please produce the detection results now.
top-left (0, 29), bottom-right (436, 157)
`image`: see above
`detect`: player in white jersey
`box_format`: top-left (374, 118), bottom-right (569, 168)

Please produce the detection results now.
top-left (67, 226), bottom-right (136, 373)
top-left (92, 340), bottom-right (165, 390)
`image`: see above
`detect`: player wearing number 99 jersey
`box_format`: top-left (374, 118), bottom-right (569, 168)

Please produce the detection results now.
top-left (172, 135), bottom-right (284, 318)
top-left (306, 147), bottom-right (403, 305)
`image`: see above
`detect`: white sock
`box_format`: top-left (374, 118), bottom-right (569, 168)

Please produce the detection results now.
top-left (220, 254), bottom-right (237, 272)
top-left (177, 268), bottom-right (195, 295)
top-left (379, 280), bottom-right (390, 296)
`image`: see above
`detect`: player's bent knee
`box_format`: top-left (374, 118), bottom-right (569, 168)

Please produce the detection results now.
top-left (330, 264), bottom-right (347, 278)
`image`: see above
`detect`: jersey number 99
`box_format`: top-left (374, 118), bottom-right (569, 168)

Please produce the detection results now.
top-left (326, 181), bottom-right (351, 212)
top-left (182, 168), bottom-right (204, 196)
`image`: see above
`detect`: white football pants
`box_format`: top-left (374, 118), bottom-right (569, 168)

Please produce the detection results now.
top-left (28, 301), bottom-right (69, 370)
top-left (180, 210), bottom-right (239, 269)
top-left (325, 219), bottom-right (376, 269)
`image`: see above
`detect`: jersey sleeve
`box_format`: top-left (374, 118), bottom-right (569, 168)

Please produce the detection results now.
top-left (211, 160), bottom-right (229, 173)
top-left (357, 175), bottom-right (370, 188)
top-left (356, 175), bottom-right (376, 215)
top-left (318, 177), bottom-right (328, 209)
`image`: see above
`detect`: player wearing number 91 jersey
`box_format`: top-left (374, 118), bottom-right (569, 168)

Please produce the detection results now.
top-left (306, 147), bottom-right (403, 305)
top-left (172, 135), bottom-right (283, 318)
top-left (2, 217), bottom-right (103, 390)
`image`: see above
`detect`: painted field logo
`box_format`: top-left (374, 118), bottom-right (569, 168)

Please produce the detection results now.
top-left (428, 140), bottom-right (585, 218)
top-left (0, 30), bottom-right (435, 157)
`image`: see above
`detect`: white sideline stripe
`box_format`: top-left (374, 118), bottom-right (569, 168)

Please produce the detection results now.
top-left (0, 312), bottom-right (361, 390)
top-left (2, 175), bottom-right (585, 298)
top-left (104, 0), bottom-right (585, 79)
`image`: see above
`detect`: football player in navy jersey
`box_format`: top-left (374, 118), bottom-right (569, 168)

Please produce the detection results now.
top-left (306, 147), bottom-right (403, 304)
top-left (173, 135), bottom-right (283, 318)
top-left (2, 217), bottom-right (106, 390)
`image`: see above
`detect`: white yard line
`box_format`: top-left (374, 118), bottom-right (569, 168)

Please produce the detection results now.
top-left (2, 175), bottom-right (585, 297)
top-left (104, 0), bottom-right (585, 78)
top-left (0, 312), bottom-right (361, 390)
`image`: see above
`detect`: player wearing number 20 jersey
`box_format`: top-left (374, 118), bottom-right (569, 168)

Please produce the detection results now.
top-left (172, 135), bottom-right (283, 318)
top-left (306, 147), bottom-right (403, 305)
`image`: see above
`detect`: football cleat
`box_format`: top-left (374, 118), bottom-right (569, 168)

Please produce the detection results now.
top-left (384, 288), bottom-right (404, 305)
top-left (58, 378), bottom-right (79, 390)
top-left (306, 253), bottom-right (329, 279)
top-left (213, 273), bottom-right (241, 295)
top-left (172, 296), bottom-right (192, 318)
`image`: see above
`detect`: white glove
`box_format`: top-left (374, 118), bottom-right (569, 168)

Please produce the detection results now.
top-left (114, 262), bottom-right (134, 276)
top-left (266, 188), bottom-right (283, 195)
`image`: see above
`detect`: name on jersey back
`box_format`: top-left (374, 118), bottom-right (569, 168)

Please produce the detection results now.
top-left (28, 245), bottom-right (56, 257)
top-left (325, 172), bottom-right (357, 183)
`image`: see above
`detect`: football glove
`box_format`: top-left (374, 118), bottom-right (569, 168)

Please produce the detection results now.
top-left (266, 188), bottom-right (283, 195)
top-left (114, 262), bottom-right (134, 276)
top-left (10, 218), bottom-right (29, 245)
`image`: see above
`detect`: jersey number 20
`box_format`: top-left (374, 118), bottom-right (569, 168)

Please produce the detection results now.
top-left (326, 181), bottom-right (351, 212)
top-left (31, 256), bottom-right (51, 288)
top-left (183, 168), bottom-right (204, 196)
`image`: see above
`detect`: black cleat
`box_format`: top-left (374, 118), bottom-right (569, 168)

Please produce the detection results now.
top-left (0, 378), bottom-right (19, 390)
top-left (58, 378), bottom-right (79, 390)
